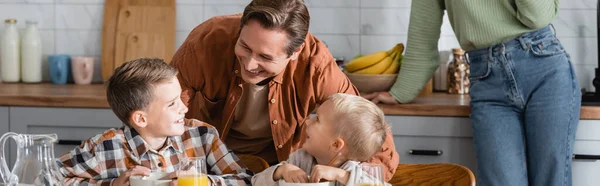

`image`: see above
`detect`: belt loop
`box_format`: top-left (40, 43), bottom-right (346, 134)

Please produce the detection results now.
top-left (501, 43), bottom-right (506, 55)
top-left (487, 45), bottom-right (494, 62)
top-left (549, 24), bottom-right (556, 36)
top-left (518, 36), bottom-right (528, 51)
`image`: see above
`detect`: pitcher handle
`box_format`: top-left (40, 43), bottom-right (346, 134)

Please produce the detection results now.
top-left (0, 132), bottom-right (18, 185)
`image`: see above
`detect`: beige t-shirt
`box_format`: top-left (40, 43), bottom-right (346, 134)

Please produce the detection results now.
top-left (225, 82), bottom-right (278, 164)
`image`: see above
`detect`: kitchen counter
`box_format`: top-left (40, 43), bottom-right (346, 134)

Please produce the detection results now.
top-left (0, 83), bottom-right (109, 108)
top-left (1, 83), bottom-right (599, 119)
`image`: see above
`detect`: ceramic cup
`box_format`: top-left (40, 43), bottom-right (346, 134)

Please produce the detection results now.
top-left (48, 55), bottom-right (71, 85)
top-left (71, 56), bottom-right (94, 85)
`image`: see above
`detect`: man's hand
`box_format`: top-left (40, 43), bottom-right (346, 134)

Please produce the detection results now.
top-left (309, 165), bottom-right (349, 184)
top-left (362, 92), bottom-right (399, 104)
top-left (274, 163), bottom-right (309, 183)
top-left (112, 166), bottom-right (151, 186)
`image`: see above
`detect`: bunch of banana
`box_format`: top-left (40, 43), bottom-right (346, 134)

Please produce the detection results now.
top-left (345, 43), bottom-right (404, 74)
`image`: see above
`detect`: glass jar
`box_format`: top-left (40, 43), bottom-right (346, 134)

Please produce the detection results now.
top-left (447, 48), bottom-right (470, 94)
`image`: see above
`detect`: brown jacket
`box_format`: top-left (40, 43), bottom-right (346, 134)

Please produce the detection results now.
top-left (171, 14), bottom-right (399, 180)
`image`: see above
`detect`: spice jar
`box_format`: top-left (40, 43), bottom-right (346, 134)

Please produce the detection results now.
top-left (447, 48), bottom-right (469, 94)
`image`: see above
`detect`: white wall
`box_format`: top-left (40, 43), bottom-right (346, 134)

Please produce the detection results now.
top-left (0, 0), bottom-right (596, 91)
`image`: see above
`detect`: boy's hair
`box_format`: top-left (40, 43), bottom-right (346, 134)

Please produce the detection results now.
top-left (241, 0), bottom-right (309, 57)
top-left (328, 93), bottom-right (389, 162)
top-left (106, 58), bottom-right (178, 126)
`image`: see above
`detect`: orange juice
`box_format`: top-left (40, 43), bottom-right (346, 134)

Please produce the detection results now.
top-left (177, 175), bottom-right (209, 186)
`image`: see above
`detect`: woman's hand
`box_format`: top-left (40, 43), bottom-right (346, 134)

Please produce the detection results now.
top-left (362, 92), bottom-right (399, 104)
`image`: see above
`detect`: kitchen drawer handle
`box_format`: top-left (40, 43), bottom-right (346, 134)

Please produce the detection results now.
top-left (573, 154), bottom-right (600, 160)
top-left (57, 140), bottom-right (83, 146)
top-left (408, 149), bottom-right (443, 156)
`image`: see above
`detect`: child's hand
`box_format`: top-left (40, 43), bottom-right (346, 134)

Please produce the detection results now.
top-left (112, 166), bottom-right (151, 186)
top-left (274, 163), bottom-right (309, 183)
top-left (309, 165), bottom-right (350, 184)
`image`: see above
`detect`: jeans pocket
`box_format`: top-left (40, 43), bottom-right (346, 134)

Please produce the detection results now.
top-left (468, 60), bottom-right (491, 82)
top-left (530, 37), bottom-right (565, 57)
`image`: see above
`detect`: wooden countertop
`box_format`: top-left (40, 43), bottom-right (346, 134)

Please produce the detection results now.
top-left (1, 83), bottom-right (599, 119)
top-left (0, 83), bottom-right (109, 108)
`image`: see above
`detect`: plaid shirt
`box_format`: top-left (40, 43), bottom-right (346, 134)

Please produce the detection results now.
top-left (57, 119), bottom-right (252, 186)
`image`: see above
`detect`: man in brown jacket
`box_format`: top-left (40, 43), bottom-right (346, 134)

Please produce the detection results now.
top-left (171, 0), bottom-right (399, 180)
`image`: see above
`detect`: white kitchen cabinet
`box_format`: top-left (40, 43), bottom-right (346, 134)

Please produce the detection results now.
top-left (387, 115), bottom-right (600, 186)
top-left (572, 120), bottom-right (600, 186)
top-left (0, 107), bottom-right (6, 183)
top-left (8, 107), bottom-right (121, 167)
top-left (0, 107), bottom-right (9, 175)
top-left (0, 107), bottom-right (8, 136)
top-left (0, 107), bottom-right (8, 162)
top-left (386, 116), bottom-right (478, 176)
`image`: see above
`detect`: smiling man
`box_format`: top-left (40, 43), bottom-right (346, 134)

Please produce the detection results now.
top-left (170, 0), bottom-right (399, 180)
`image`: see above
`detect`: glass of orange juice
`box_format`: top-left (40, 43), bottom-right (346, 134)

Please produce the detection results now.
top-left (353, 163), bottom-right (385, 186)
top-left (177, 157), bottom-right (209, 186)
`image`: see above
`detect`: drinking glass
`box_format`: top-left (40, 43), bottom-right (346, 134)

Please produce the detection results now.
top-left (353, 163), bottom-right (385, 186)
top-left (177, 157), bottom-right (209, 186)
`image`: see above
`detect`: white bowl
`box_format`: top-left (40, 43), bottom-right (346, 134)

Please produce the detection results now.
top-left (278, 179), bottom-right (335, 186)
top-left (130, 172), bottom-right (171, 186)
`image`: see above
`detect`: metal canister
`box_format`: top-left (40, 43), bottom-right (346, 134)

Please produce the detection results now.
top-left (447, 48), bottom-right (470, 94)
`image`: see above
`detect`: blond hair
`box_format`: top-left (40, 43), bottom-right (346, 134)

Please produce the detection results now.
top-left (106, 58), bottom-right (178, 126)
top-left (328, 93), bottom-right (388, 162)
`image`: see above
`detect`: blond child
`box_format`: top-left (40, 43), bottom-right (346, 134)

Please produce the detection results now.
top-left (252, 93), bottom-right (391, 186)
top-left (57, 58), bottom-right (252, 186)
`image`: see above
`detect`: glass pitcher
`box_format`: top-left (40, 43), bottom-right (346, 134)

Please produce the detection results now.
top-left (0, 132), bottom-right (64, 186)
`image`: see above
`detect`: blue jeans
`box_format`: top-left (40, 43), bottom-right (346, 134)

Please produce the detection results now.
top-left (467, 25), bottom-right (581, 186)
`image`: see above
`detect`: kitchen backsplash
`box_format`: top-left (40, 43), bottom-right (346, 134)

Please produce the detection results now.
top-left (0, 0), bottom-right (596, 91)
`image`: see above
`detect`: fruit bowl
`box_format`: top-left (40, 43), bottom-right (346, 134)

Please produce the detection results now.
top-left (344, 71), bottom-right (398, 94)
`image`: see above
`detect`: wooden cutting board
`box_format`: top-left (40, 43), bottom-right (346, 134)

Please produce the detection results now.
top-left (101, 0), bottom-right (176, 82)
top-left (122, 0), bottom-right (176, 7)
top-left (117, 6), bottom-right (175, 55)
top-left (100, 0), bottom-right (120, 82)
top-left (113, 6), bottom-right (175, 67)
top-left (118, 33), bottom-right (166, 68)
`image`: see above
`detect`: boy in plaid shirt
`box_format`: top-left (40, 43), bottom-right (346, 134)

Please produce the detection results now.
top-left (57, 58), bottom-right (252, 186)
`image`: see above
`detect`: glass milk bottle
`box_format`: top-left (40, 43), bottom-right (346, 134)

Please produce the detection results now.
top-left (1, 19), bottom-right (20, 83)
top-left (21, 20), bottom-right (42, 83)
